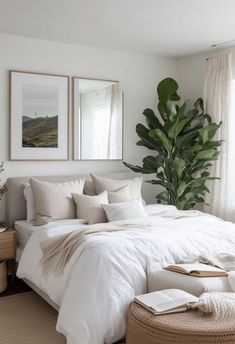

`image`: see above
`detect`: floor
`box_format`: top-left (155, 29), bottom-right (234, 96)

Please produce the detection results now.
top-left (0, 276), bottom-right (31, 297)
top-left (1, 276), bottom-right (126, 343)
top-left (0, 291), bottom-right (66, 344)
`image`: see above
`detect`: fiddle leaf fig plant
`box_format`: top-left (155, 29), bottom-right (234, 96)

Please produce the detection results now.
top-left (123, 78), bottom-right (222, 210)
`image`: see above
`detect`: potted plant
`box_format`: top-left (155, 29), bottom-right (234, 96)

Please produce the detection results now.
top-left (124, 78), bottom-right (222, 210)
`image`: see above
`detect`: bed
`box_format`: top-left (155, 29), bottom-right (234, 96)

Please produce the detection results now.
top-left (6, 174), bottom-right (235, 344)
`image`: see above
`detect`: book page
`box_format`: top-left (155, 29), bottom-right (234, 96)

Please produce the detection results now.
top-left (135, 289), bottom-right (198, 313)
top-left (166, 263), bottom-right (225, 273)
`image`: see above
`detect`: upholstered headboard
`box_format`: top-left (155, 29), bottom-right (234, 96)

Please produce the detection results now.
top-left (6, 172), bottom-right (137, 227)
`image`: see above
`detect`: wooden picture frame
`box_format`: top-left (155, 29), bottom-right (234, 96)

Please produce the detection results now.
top-left (9, 70), bottom-right (69, 161)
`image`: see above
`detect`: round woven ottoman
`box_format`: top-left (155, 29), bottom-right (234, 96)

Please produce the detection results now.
top-left (126, 302), bottom-right (235, 344)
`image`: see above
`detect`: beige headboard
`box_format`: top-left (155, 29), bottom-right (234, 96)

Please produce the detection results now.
top-left (6, 172), bottom-right (137, 227)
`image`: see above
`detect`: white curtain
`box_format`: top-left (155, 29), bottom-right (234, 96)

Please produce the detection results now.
top-left (203, 53), bottom-right (232, 220)
top-left (107, 84), bottom-right (122, 159)
top-left (80, 84), bottom-right (122, 159)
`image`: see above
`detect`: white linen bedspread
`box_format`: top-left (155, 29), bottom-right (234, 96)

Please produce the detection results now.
top-left (17, 210), bottom-right (235, 344)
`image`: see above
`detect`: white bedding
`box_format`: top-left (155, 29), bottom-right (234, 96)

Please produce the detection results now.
top-left (15, 220), bottom-right (37, 261)
top-left (15, 219), bottom-right (87, 261)
top-left (17, 209), bottom-right (235, 344)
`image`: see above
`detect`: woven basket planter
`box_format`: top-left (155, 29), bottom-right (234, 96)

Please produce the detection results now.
top-left (0, 260), bottom-right (7, 293)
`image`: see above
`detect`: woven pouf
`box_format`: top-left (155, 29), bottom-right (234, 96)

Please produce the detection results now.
top-left (126, 302), bottom-right (235, 344)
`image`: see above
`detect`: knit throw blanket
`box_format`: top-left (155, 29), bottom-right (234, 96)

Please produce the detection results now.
top-left (190, 292), bottom-right (235, 320)
top-left (40, 217), bottom-right (168, 276)
top-left (40, 222), bottom-right (134, 276)
top-left (200, 254), bottom-right (235, 272)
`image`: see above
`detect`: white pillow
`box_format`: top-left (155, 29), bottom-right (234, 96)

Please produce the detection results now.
top-left (72, 191), bottom-right (109, 224)
top-left (23, 183), bottom-right (36, 222)
top-left (108, 185), bottom-right (132, 203)
top-left (102, 201), bottom-right (148, 222)
top-left (91, 174), bottom-right (143, 200)
top-left (30, 178), bottom-right (85, 225)
top-left (145, 204), bottom-right (177, 216)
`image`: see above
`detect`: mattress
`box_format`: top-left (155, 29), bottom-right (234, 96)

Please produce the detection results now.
top-left (15, 220), bottom-right (37, 261)
top-left (15, 219), bottom-right (88, 261)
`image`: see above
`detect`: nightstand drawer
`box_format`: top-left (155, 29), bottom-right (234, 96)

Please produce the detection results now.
top-left (0, 246), bottom-right (15, 259)
top-left (0, 235), bottom-right (14, 249)
top-left (0, 229), bottom-right (16, 260)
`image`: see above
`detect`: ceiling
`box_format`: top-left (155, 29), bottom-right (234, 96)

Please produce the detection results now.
top-left (0, 0), bottom-right (235, 57)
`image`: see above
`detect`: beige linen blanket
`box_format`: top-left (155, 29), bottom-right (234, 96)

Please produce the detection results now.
top-left (40, 210), bottom-right (205, 276)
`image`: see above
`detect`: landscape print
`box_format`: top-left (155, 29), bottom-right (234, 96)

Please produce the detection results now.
top-left (22, 84), bottom-right (59, 148)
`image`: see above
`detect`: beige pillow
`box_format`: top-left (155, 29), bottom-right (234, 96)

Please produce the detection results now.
top-left (91, 174), bottom-right (143, 200)
top-left (84, 180), bottom-right (96, 196)
top-left (72, 191), bottom-right (109, 224)
top-left (108, 185), bottom-right (132, 203)
top-left (30, 178), bottom-right (85, 225)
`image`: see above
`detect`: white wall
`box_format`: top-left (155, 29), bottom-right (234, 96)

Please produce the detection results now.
top-left (0, 33), bottom-right (176, 218)
top-left (176, 53), bottom-right (207, 102)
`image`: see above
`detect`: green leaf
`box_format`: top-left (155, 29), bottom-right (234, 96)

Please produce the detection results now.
top-left (194, 98), bottom-right (204, 116)
top-left (157, 78), bottom-right (180, 103)
top-left (200, 127), bottom-right (209, 143)
top-left (169, 118), bottom-right (189, 140)
top-left (123, 162), bottom-right (153, 174)
top-left (196, 149), bottom-right (217, 160)
top-left (158, 102), bottom-right (168, 121)
top-left (156, 191), bottom-right (169, 202)
top-left (174, 157), bottom-right (186, 178)
top-left (145, 179), bottom-right (166, 187)
top-left (177, 182), bottom-right (187, 197)
top-left (149, 129), bottom-right (172, 152)
top-left (136, 124), bottom-right (159, 150)
top-left (184, 192), bottom-right (194, 201)
top-left (142, 155), bottom-right (159, 173)
top-left (176, 102), bottom-right (187, 120)
top-left (142, 108), bottom-right (164, 131)
top-left (166, 101), bottom-right (177, 122)
top-left (199, 123), bottom-right (221, 144)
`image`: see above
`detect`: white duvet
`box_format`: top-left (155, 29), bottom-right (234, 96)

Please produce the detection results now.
top-left (17, 209), bottom-right (235, 344)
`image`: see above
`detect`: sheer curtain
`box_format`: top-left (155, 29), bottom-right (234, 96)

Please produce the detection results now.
top-left (107, 84), bottom-right (122, 159)
top-left (203, 53), bottom-right (233, 220)
top-left (80, 84), bottom-right (121, 159)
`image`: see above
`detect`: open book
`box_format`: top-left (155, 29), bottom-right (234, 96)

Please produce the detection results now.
top-left (134, 289), bottom-right (198, 315)
top-left (0, 225), bottom-right (7, 233)
top-left (164, 263), bottom-right (228, 277)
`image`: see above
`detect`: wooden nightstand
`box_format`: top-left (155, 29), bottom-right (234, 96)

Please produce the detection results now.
top-left (0, 228), bottom-right (16, 282)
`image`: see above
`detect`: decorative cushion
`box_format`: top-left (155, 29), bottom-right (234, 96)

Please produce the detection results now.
top-left (72, 191), bottom-right (109, 224)
top-left (108, 185), bottom-right (132, 203)
top-left (102, 200), bottom-right (148, 222)
top-left (30, 178), bottom-right (85, 225)
top-left (84, 180), bottom-right (96, 196)
top-left (91, 174), bottom-right (143, 200)
top-left (23, 183), bottom-right (36, 222)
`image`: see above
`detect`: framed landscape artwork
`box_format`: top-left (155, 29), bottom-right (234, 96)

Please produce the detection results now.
top-left (9, 71), bottom-right (69, 160)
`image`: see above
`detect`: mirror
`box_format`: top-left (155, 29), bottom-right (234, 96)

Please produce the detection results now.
top-left (73, 77), bottom-right (123, 160)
